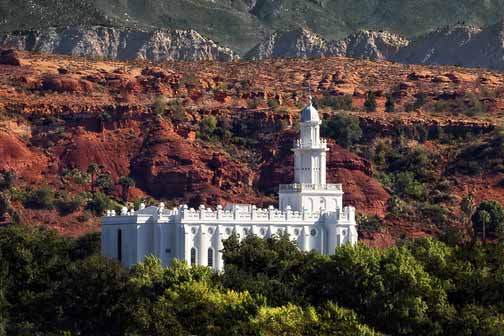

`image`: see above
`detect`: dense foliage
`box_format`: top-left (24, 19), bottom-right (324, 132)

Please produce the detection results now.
top-left (0, 225), bottom-right (503, 335)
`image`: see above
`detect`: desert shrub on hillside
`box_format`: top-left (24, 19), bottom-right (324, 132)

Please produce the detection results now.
top-left (55, 195), bottom-right (84, 216)
top-left (23, 186), bottom-right (55, 210)
top-left (364, 91), bottom-right (377, 112)
top-left (85, 192), bottom-right (111, 216)
top-left (318, 95), bottom-right (353, 111)
top-left (321, 114), bottom-right (362, 148)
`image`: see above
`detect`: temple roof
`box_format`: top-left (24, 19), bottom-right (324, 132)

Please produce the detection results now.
top-left (301, 96), bottom-right (320, 122)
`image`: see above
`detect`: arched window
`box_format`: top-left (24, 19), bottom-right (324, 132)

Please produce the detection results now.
top-left (117, 229), bottom-right (122, 262)
top-left (190, 247), bottom-right (197, 266)
top-left (207, 248), bottom-right (214, 268)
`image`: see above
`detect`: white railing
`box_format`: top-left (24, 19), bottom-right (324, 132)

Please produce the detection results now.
top-left (180, 207), bottom-right (324, 222)
top-left (279, 183), bottom-right (343, 192)
top-left (293, 138), bottom-right (328, 149)
top-left (104, 204), bottom-right (355, 225)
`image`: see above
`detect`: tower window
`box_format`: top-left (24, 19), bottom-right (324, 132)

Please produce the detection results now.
top-left (190, 247), bottom-right (197, 266)
top-left (208, 248), bottom-right (214, 268)
top-left (117, 229), bottom-right (122, 262)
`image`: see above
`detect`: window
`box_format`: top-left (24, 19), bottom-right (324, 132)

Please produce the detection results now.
top-left (117, 229), bottom-right (122, 262)
top-left (190, 248), bottom-right (197, 266)
top-left (310, 229), bottom-right (318, 237)
top-left (208, 248), bottom-right (214, 268)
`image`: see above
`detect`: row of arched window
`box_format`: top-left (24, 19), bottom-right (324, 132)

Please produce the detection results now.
top-left (190, 247), bottom-right (215, 267)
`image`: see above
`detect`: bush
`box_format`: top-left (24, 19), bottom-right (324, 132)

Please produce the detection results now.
top-left (55, 195), bottom-right (84, 215)
top-left (321, 114), bottom-right (363, 148)
top-left (364, 91), bottom-right (377, 112)
top-left (393, 171), bottom-right (426, 201)
top-left (85, 192), bottom-right (111, 216)
top-left (318, 95), bottom-right (353, 110)
top-left (385, 95), bottom-right (395, 113)
top-left (152, 95), bottom-right (167, 115)
top-left (357, 214), bottom-right (384, 232)
top-left (23, 187), bottom-right (55, 210)
top-left (199, 116), bottom-right (218, 140)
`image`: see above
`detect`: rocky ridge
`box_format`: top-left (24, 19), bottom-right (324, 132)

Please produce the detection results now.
top-left (246, 22), bottom-right (504, 70)
top-left (394, 22), bottom-right (504, 69)
top-left (244, 28), bottom-right (409, 61)
top-left (3, 22), bottom-right (504, 70)
top-left (0, 26), bottom-right (238, 62)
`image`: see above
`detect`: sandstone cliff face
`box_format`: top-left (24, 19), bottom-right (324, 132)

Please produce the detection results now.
top-left (245, 28), bottom-right (408, 61)
top-left (244, 28), bottom-right (334, 60)
top-left (0, 26), bottom-right (238, 62)
top-left (333, 30), bottom-right (409, 62)
top-left (394, 22), bottom-right (504, 70)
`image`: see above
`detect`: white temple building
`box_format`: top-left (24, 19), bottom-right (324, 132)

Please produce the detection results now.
top-left (101, 97), bottom-right (358, 270)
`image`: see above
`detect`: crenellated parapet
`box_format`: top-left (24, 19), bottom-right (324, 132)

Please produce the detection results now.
top-left (103, 202), bottom-right (356, 226)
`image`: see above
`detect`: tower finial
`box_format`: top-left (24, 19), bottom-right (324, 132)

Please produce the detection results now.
top-left (305, 83), bottom-right (313, 106)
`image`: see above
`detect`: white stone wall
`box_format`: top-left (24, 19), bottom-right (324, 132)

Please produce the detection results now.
top-left (102, 205), bottom-right (357, 270)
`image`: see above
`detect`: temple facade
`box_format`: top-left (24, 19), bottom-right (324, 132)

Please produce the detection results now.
top-left (101, 98), bottom-right (358, 270)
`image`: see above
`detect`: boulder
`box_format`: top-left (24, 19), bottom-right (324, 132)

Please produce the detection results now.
top-left (0, 49), bottom-right (21, 66)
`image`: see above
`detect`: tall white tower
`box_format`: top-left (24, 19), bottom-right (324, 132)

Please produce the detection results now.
top-left (279, 97), bottom-right (344, 212)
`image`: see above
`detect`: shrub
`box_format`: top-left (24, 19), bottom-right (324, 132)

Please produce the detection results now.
top-left (55, 195), bottom-right (84, 215)
top-left (198, 116), bottom-right (218, 141)
top-left (321, 114), bottom-right (363, 148)
top-left (23, 187), bottom-right (55, 210)
top-left (0, 193), bottom-right (8, 221)
top-left (385, 95), bottom-right (395, 112)
top-left (364, 91), bottom-right (377, 112)
top-left (357, 214), bottom-right (384, 232)
top-left (318, 95), bottom-right (353, 110)
top-left (393, 172), bottom-right (426, 200)
top-left (267, 99), bottom-right (279, 110)
top-left (152, 95), bottom-right (167, 115)
top-left (96, 173), bottom-right (114, 195)
top-left (86, 192), bottom-right (111, 216)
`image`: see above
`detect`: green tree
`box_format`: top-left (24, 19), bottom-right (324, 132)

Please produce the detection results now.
top-left (460, 194), bottom-right (476, 228)
top-left (86, 163), bottom-right (100, 193)
top-left (152, 95), bottom-right (167, 115)
top-left (56, 256), bottom-right (129, 335)
top-left (321, 114), bottom-right (363, 148)
top-left (96, 173), bottom-right (114, 195)
top-left (385, 94), bottom-right (395, 112)
top-left (250, 303), bottom-right (308, 336)
top-left (364, 91), bottom-right (377, 112)
top-left (86, 192), bottom-right (111, 215)
top-left (0, 170), bottom-right (15, 191)
top-left (118, 176), bottom-right (135, 202)
top-left (199, 116), bottom-right (218, 140)
top-left (0, 194), bottom-right (8, 222)
top-left (471, 200), bottom-right (504, 240)
top-left (23, 186), bottom-right (55, 209)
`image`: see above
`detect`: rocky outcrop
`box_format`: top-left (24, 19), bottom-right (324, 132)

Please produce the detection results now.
top-left (245, 22), bottom-right (504, 70)
top-left (0, 49), bottom-right (21, 66)
top-left (245, 28), bottom-right (408, 61)
top-left (0, 26), bottom-right (238, 62)
top-left (244, 28), bottom-right (335, 60)
top-left (332, 30), bottom-right (409, 62)
top-left (394, 22), bottom-right (504, 70)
